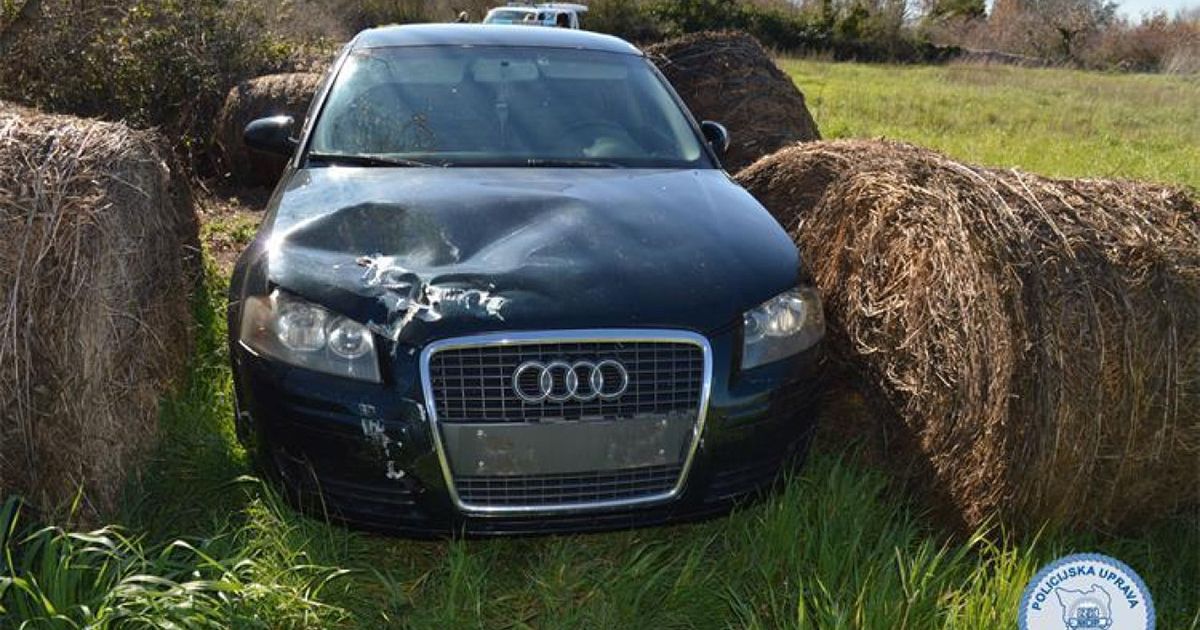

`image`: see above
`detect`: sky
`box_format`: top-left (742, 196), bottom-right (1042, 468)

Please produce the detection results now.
top-left (981, 0), bottom-right (1199, 19)
top-left (1113, 0), bottom-right (1199, 18)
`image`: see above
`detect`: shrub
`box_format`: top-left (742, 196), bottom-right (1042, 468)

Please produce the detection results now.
top-left (1085, 12), bottom-right (1200, 71)
top-left (934, 0), bottom-right (1198, 71)
top-left (1162, 40), bottom-right (1200, 74)
top-left (586, 0), bottom-right (665, 43)
top-left (635, 0), bottom-right (936, 61)
top-left (325, 0), bottom-right (495, 31)
top-left (0, 0), bottom-right (293, 164)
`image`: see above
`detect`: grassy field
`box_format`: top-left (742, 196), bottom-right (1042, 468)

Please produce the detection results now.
top-left (781, 59), bottom-right (1200, 190)
top-left (3, 61), bottom-right (1198, 629)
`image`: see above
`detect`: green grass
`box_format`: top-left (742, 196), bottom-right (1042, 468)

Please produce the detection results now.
top-left (781, 59), bottom-right (1200, 190)
top-left (3, 61), bottom-right (1199, 628)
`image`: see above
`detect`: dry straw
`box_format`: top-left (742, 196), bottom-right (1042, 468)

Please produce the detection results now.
top-left (647, 31), bottom-right (821, 172)
top-left (214, 72), bottom-right (320, 187)
top-left (0, 103), bottom-right (198, 521)
top-left (738, 140), bottom-right (1200, 532)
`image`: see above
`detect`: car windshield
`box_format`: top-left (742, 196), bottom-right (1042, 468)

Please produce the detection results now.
top-left (307, 46), bottom-right (710, 168)
top-left (483, 9), bottom-right (534, 24)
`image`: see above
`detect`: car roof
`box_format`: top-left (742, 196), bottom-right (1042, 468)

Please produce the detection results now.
top-left (351, 24), bottom-right (642, 56)
top-left (493, 5), bottom-right (583, 13)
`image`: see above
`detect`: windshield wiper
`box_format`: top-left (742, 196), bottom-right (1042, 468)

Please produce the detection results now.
top-left (306, 152), bottom-right (440, 168)
top-left (524, 158), bottom-right (623, 168)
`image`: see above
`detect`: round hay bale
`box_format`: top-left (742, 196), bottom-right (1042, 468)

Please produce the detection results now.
top-left (737, 140), bottom-right (1200, 533)
top-left (646, 31), bottom-right (821, 173)
top-left (213, 72), bottom-right (321, 188)
top-left (0, 103), bottom-right (199, 521)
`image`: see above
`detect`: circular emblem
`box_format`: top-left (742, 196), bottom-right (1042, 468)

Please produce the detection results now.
top-left (512, 359), bottom-right (629, 403)
top-left (1019, 553), bottom-right (1154, 630)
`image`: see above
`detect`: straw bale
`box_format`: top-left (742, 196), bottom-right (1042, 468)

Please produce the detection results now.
top-left (214, 72), bottom-right (320, 187)
top-left (0, 103), bottom-right (199, 520)
top-left (647, 31), bottom-right (821, 172)
top-left (738, 139), bottom-right (1200, 532)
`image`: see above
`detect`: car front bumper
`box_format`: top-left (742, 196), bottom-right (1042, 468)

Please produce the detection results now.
top-left (231, 329), bottom-right (822, 537)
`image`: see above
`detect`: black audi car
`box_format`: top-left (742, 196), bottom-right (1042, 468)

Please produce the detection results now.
top-left (228, 24), bottom-right (825, 536)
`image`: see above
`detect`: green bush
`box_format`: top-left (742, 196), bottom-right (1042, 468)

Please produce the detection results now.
top-left (586, 0), bottom-right (665, 43)
top-left (585, 0), bottom-right (944, 62)
top-left (325, 0), bottom-right (496, 32)
top-left (0, 0), bottom-right (292, 162)
top-left (336, 0), bottom-right (431, 31)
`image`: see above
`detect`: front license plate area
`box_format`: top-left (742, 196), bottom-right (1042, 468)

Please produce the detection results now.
top-left (439, 413), bottom-right (695, 477)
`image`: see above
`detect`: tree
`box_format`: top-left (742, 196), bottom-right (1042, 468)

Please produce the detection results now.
top-left (926, 0), bottom-right (985, 20)
top-left (1033, 0), bottom-right (1117, 58)
top-left (987, 0), bottom-right (1116, 60)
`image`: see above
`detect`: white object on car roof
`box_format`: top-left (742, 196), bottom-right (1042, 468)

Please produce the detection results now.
top-left (537, 3), bottom-right (588, 13)
top-left (483, 3), bottom-right (587, 29)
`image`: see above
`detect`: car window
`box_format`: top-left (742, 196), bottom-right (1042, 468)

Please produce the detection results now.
top-left (308, 46), bottom-right (710, 168)
top-left (483, 9), bottom-right (533, 24)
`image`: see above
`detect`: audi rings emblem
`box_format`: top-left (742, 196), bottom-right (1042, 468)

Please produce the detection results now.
top-left (512, 360), bottom-right (630, 403)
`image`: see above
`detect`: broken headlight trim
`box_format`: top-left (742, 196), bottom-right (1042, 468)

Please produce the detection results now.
top-left (240, 289), bottom-right (381, 383)
top-left (741, 287), bottom-right (825, 370)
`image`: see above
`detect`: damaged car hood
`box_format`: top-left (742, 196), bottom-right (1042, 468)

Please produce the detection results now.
top-left (255, 167), bottom-right (799, 344)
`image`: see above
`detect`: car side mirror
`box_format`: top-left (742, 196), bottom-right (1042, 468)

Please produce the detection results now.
top-left (700, 121), bottom-right (730, 161)
top-left (244, 116), bottom-right (298, 157)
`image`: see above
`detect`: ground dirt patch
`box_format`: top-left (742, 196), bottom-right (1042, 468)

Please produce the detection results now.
top-left (195, 183), bottom-right (268, 274)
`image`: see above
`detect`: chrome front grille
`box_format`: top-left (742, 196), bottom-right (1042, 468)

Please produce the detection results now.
top-left (420, 330), bottom-right (713, 514)
top-left (428, 340), bottom-right (704, 423)
top-left (455, 464), bottom-right (682, 508)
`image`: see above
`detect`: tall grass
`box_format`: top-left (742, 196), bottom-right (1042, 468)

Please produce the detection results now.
top-left (0, 495), bottom-right (348, 628)
top-left (0, 265), bottom-right (352, 628)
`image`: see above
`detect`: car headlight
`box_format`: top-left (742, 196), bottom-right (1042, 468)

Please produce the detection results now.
top-left (741, 287), bottom-right (825, 370)
top-left (239, 289), bottom-right (381, 383)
